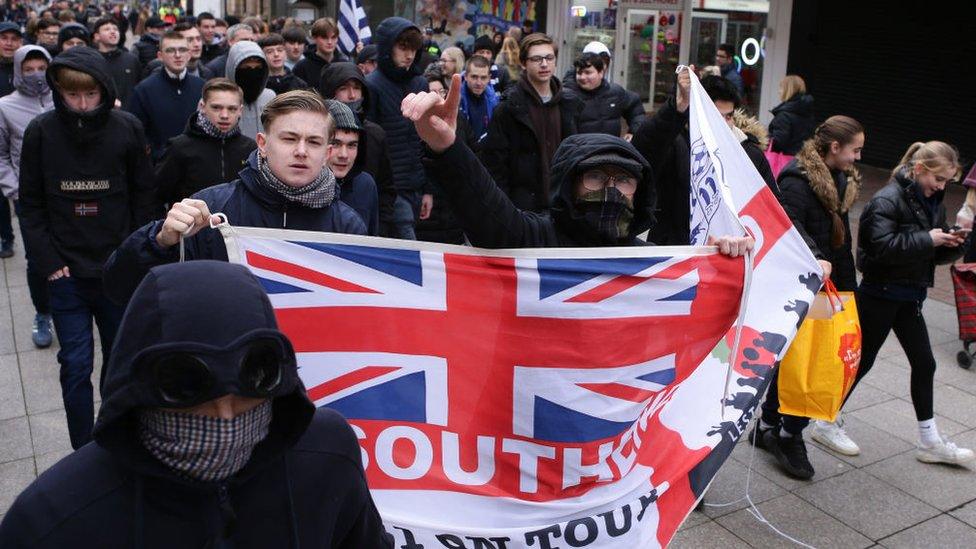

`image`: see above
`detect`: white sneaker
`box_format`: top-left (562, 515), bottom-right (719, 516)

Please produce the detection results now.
top-left (811, 419), bottom-right (861, 456)
top-left (916, 438), bottom-right (975, 466)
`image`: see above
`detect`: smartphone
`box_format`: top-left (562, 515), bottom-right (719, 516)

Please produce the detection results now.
top-left (951, 227), bottom-right (972, 237)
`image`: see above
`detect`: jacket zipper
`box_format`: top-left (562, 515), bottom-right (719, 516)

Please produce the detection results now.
top-left (216, 483), bottom-right (236, 540)
top-left (283, 204), bottom-right (288, 228)
top-left (219, 138), bottom-right (225, 180)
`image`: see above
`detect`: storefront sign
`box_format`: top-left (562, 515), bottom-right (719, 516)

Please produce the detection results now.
top-left (700, 0), bottom-right (769, 12)
top-left (620, 0), bottom-right (684, 10)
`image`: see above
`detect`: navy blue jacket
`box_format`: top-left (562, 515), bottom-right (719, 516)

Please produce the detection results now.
top-left (365, 17), bottom-right (430, 195)
top-left (127, 69), bottom-right (205, 161)
top-left (0, 261), bottom-right (392, 548)
top-left (103, 150), bottom-right (367, 304)
top-left (339, 171), bottom-right (379, 236)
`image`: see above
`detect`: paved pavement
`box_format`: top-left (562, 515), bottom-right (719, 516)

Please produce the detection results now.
top-left (2, 166), bottom-right (975, 546)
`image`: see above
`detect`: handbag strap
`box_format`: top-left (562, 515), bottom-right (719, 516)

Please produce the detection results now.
top-left (822, 278), bottom-right (844, 312)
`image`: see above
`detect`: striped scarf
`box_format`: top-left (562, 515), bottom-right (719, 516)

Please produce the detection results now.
top-left (257, 153), bottom-right (336, 208)
top-left (196, 110), bottom-right (241, 140)
top-left (139, 400), bottom-right (273, 482)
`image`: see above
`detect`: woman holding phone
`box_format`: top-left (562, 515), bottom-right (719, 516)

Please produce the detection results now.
top-left (852, 140), bottom-right (972, 465)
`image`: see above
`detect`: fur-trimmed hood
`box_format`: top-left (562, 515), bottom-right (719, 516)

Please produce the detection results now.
top-left (731, 109), bottom-right (768, 150)
top-left (782, 139), bottom-right (861, 214)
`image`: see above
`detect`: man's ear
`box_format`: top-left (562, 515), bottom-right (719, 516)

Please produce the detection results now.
top-left (256, 132), bottom-right (266, 155)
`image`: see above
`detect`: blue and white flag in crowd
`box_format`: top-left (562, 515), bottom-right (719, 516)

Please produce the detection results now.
top-left (338, 0), bottom-right (371, 55)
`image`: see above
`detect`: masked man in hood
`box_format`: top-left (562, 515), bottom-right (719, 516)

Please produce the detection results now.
top-left (0, 45), bottom-right (55, 348)
top-left (402, 74), bottom-right (754, 256)
top-left (0, 261), bottom-right (394, 548)
top-left (17, 47), bottom-right (156, 449)
top-left (226, 40), bottom-right (276, 139)
top-left (104, 90), bottom-right (366, 304)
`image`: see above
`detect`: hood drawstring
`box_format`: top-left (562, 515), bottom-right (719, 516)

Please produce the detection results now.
top-left (284, 458), bottom-right (300, 548)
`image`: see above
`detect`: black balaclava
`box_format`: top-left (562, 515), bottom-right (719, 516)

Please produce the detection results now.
top-left (236, 60), bottom-right (266, 104)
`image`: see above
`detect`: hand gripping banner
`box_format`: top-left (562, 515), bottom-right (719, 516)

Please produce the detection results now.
top-left (217, 70), bottom-right (820, 549)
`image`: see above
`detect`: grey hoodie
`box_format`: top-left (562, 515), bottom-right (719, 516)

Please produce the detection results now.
top-left (0, 45), bottom-right (54, 198)
top-left (226, 41), bottom-right (276, 139)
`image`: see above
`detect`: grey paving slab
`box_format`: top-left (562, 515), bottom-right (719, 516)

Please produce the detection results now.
top-left (730, 435), bottom-right (852, 491)
top-left (923, 299), bottom-right (961, 335)
top-left (863, 450), bottom-right (976, 511)
top-left (878, 514), bottom-right (976, 548)
top-left (813, 415), bottom-right (914, 468)
top-left (859, 359), bottom-right (917, 398)
top-left (27, 409), bottom-right (72, 457)
top-left (844, 382), bottom-right (896, 412)
top-left (793, 469), bottom-right (940, 541)
top-left (0, 458), bottom-right (35, 516)
top-left (849, 398), bottom-right (967, 445)
top-left (887, 339), bottom-right (976, 394)
top-left (950, 500), bottom-right (976, 529)
top-left (35, 449), bottom-right (71, 475)
top-left (931, 384), bottom-right (976, 428)
top-left (715, 493), bottom-right (873, 549)
top-left (0, 416), bottom-right (32, 464)
top-left (0, 314), bottom-right (14, 355)
top-left (669, 520), bottom-right (749, 548)
top-left (0, 354), bottom-right (25, 421)
top-left (698, 453), bottom-right (787, 518)
top-left (18, 350), bottom-right (65, 415)
top-left (677, 508), bottom-right (710, 531)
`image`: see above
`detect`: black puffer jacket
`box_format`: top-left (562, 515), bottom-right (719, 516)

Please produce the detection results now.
top-left (564, 79), bottom-right (646, 138)
top-left (18, 47), bottom-right (156, 280)
top-left (480, 76), bottom-right (583, 212)
top-left (100, 47), bottom-right (142, 109)
top-left (0, 261), bottom-right (392, 548)
top-left (319, 62), bottom-right (397, 227)
top-left (777, 141), bottom-right (861, 291)
top-left (768, 93), bottom-right (815, 155)
top-left (365, 18), bottom-right (430, 197)
top-left (291, 43), bottom-right (349, 91)
top-left (266, 70), bottom-right (308, 95)
top-left (424, 133), bottom-right (655, 248)
top-left (130, 32), bottom-right (160, 66)
top-left (858, 169), bottom-right (963, 288)
top-left (153, 113), bottom-right (257, 204)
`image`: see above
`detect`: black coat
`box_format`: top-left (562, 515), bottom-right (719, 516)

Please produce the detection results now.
top-left (100, 47), bottom-right (142, 109)
top-left (858, 169), bottom-right (963, 288)
top-left (17, 47), bottom-right (156, 280)
top-left (200, 41), bottom-right (226, 65)
top-left (0, 261), bottom-right (392, 548)
top-left (768, 94), bottom-right (815, 155)
top-left (154, 114), bottom-right (257, 205)
top-left (291, 43), bottom-right (349, 90)
top-left (365, 18), bottom-right (430, 197)
top-left (131, 33), bottom-right (160, 66)
top-left (777, 144), bottom-right (860, 291)
top-left (480, 77), bottom-right (582, 212)
top-left (103, 150), bottom-right (367, 304)
top-left (0, 59), bottom-right (14, 97)
top-left (126, 70), bottom-right (206, 161)
top-left (266, 71), bottom-right (308, 95)
top-left (564, 79), bottom-right (646, 138)
top-left (319, 62), bottom-right (397, 227)
top-left (424, 133), bottom-right (655, 248)
top-left (630, 98), bottom-right (778, 246)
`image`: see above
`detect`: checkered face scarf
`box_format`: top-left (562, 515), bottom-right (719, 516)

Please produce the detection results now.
top-left (196, 109), bottom-right (241, 140)
top-left (138, 400), bottom-right (273, 482)
top-left (256, 153), bottom-right (336, 208)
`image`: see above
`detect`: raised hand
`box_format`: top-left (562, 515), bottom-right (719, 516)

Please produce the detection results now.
top-left (401, 73), bottom-right (462, 154)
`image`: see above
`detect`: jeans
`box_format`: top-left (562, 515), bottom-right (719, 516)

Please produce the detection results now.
top-left (391, 193), bottom-right (419, 241)
top-left (13, 200), bottom-right (49, 315)
top-left (0, 196), bottom-right (12, 245)
top-left (48, 277), bottom-right (125, 449)
top-left (845, 291), bottom-right (936, 421)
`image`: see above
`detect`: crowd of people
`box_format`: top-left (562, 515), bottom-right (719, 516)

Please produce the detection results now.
top-left (0, 2), bottom-right (972, 545)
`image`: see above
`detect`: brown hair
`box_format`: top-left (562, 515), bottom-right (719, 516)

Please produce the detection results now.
top-left (311, 17), bottom-right (338, 39)
top-left (466, 54), bottom-right (491, 70)
top-left (53, 66), bottom-right (99, 92)
top-left (160, 29), bottom-right (187, 48)
top-left (892, 141), bottom-right (961, 179)
top-left (811, 115), bottom-right (864, 158)
top-left (395, 27), bottom-right (423, 51)
top-left (258, 33), bottom-right (284, 48)
top-left (518, 33), bottom-right (557, 63)
top-left (57, 9), bottom-right (75, 22)
top-left (202, 78), bottom-right (243, 103)
top-left (242, 16), bottom-right (267, 36)
top-left (260, 90), bottom-right (331, 133)
top-left (779, 75), bottom-right (806, 102)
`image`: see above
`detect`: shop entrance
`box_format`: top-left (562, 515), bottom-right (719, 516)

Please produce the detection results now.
top-left (621, 8), bottom-right (682, 111)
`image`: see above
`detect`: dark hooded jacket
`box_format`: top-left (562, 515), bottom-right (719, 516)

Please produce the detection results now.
top-left (266, 69), bottom-right (308, 95)
top-left (17, 47), bottom-right (156, 280)
top-left (423, 133), bottom-right (655, 248)
top-left (0, 56), bottom-right (13, 97)
top-left (365, 17), bottom-right (430, 198)
top-left (153, 112), bottom-right (257, 205)
top-left (292, 42), bottom-right (349, 89)
top-left (480, 75), bottom-right (583, 213)
top-left (319, 62), bottom-right (397, 229)
top-left (857, 168), bottom-right (963, 290)
top-left (100, 47), bottom-right (143, 109)
top-left (131, 31), bottom-right (161, 66)
top-left (0, 261), bottom-right (393, 548)
top-left (563, 78), bottom-right (646, 138)
top-left (103, 149), bottom-right (366, 304)
top-left (768, 93), bottom-right (815, 155)
top-left (126, 63), bottom-right (205, 161)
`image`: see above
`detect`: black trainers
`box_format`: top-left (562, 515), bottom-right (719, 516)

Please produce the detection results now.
top-left (770, 431), bottom-right (815, 480)
top-left (748, 423), bottom-right (773, 450)
top-left (0, 240), bottom-right (12, 259)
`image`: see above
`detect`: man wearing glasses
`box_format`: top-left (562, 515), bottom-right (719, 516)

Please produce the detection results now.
top-left (33, 18), bottom-right (61, 55)
top-left (127, 30), bottom-right (205, 161)
top-left (480, 33), bottom-right (582, 214)
top-left (0, 261), bottom-right (393, 548)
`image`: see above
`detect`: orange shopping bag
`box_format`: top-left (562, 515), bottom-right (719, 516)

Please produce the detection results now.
top-left (777, 280), bottom-right (861, 421)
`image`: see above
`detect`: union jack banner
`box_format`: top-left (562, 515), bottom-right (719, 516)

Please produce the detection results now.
top-left (218, 70), bottom-right (821, 547)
